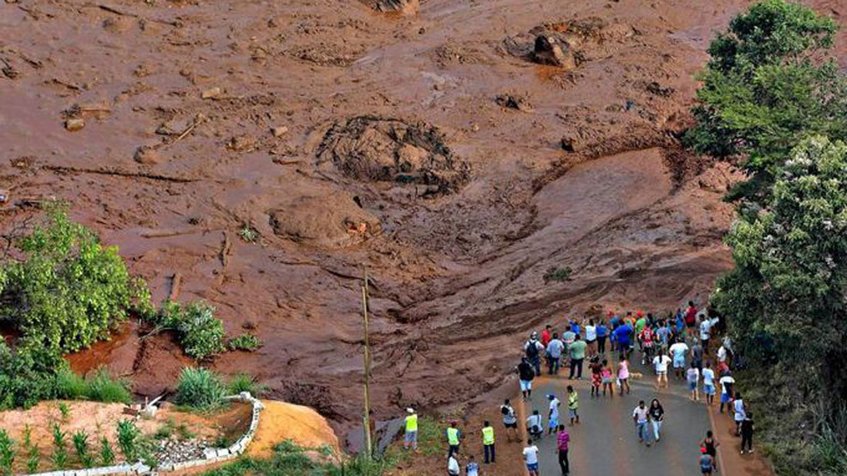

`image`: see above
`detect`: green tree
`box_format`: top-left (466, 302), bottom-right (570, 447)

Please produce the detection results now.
top-left (686, 0), bottom-right (846, 197)
top-left (713, 136), bottom-right (847, 473)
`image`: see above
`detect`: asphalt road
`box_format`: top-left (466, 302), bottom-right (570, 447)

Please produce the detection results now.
top-left (521, 353), bottom-right (713, 476)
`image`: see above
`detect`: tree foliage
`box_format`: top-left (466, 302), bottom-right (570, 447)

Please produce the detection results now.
top-left (156, 301), bottom-right (226, 360)
top-left (685, 0), bottom-right (846, 198)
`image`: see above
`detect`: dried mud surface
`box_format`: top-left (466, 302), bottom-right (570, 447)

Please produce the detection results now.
top-left (2, 0), bottom-right (845, 437)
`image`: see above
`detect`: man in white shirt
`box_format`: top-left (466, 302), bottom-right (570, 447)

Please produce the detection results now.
top-left (523, 440), bottom-right (540, 476)
top-left (447, 453), bottom-right (460, 476)
top-left (547, 394), bottom-right (561, 435)
top-left (653, 351), bottom-right (672, 388)
top-left (733, 392), bottom-right (746, 435)
top-left (699, 314), bottom-right (719, 354)
top-left (526, 410), bottom-right (543, 438)
top-left (632, 400), bottom-right (651, 446)
top-left (719, 373), bottom-right (736, 414)
top-left (702, 362), bottom-right (716, 406)
top-left (546, 334), bottom-right (565, 375)
top-left (584, 319), bottom-right (597, 356)
top-left (669, 340), bottom-right (689, 380)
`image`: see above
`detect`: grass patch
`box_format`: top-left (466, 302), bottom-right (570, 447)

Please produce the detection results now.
top-left (55, 367), bottom-right (132, 404)
top-left (543, 266), bottom-right (572, 283)
top-left (227, 334), bottom-right (261, 352)
top-left (175, 367), bottom-right (225, 411)
top-left (227, 373), bottom-right (267, 396)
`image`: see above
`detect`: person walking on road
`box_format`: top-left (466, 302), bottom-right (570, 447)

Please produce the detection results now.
top-left (404, 407), bottom-right (418, 451)
top-left (601, 359), bottom-right (615, 397)
top-left (670, 339), bottom-right (689, 380)
top-left (482, 420), bottom-right (495, 464)
top-left (500, 399), bottom-right (518, 442)
top-left (687, 361), bottom-right (701, 401)
top-left (567, 385), bottom-right (580, 425)
top-left (446, 421), bottom-right (462, 457)
top-left (617, 354), bottom-right (631, 395)
top-left (699, 447), bottom-right (716, 475)
top-left (548, 394), bottom-right (561, 434)
top-left (633, 400), bottom-right (651, 446)
top-left (653, 350), bottom-right (671, 389)
top-left (568, 335), bottom-right (587, 379)
top-left (447, 453), bottom-right (460, 476)
top-left (525, 333), bottom-right (545, 376)
top-left (523, 439), bottom-right (540, 476)
top-left (649, 399), bottom-right (665, 442)
top-left (613, 319), bottom-right (633, 358)
top-left (585, 319), bottom-right (597, 357)
top-left (596, 320), bottom-right (608, 355)
top-left (466, 455), bottom-right (479, 476)
top-left (718, 372), bottom-right (735, 414)
top-left (740, 411), bottom-right (755, 454)
top-left (589, 356), bottom-right (603, 398)
top-left (547, 333), bottom-right (565, 375)
top-left (702, 362), bottom-right (716, 406)
top-left (701, 430), bottom-right (720, 468)
top-left (699, 314), bottom-right (718, 354)
top-left (733, 392), bottom-right (746, 436)
top-left (518, 358), bottom-right (535, 400)
top-left (684, 301), bottom-right (698, 338)
top-left (556, 424), bottom-right (570, 475)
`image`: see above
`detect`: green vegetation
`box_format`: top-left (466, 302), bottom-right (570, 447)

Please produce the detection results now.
top-left (155, 301), bottom-right (226, 360)
top-left (54, 367), bottom-right (132, 404)
top-left (0, 430), bottom-right (14, 476)
top-left (203, 439), bottom-right (393, 476)
top-left (72, 430), bottom-right (94, 468)
top-left (238, 225), bottom-right (258, 243)
top-left (58, 402), bottom-right (71, 422)
top-left (690, 2), bottom-right (847, 473)
top-left (227, 333), bottom-right (261, 352)
top-left (0, 342), bottom-right (69, 409)
top-left (227, 373), bottom-right (267, 396)
top-left (22, 426), bottom-right (38, 474)
top-left (99, 436), bottom-right (115, 466)
top-left (51, 424), bottom-right (68, 470)
top-left (543, 266), bottom-right (572, 283)
top-left (116, 420), bottom-right (140, 463)
top-left (175, 367), bottom-right (225, 411)
top-left (684, 0), bottom-right (847, 201)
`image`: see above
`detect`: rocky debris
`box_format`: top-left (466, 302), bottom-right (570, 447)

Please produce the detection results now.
top-left (359, 0), bottom-right (419, 15)
top-left (155, 438), bottom-right (210, 466)
top-left (272, 126), bottom-right (288, 137)
top-left (268, 191), bottom-right (381, 248)
top-left (646, 81), bottom-right (675, 97)
top-left (226, 134), bottom-right (257, 152)
top-left (316, 116), bottom-right (470, 196)
top-left (65, 118), bottom-right (85, 131)
top-left (134, 145), bottom-right (162, 165)
top-left (495, 93), bottom-right (532, 112)
top-left (0, 189), bottom-right (8, 204)
top-left (201, 87), bottom-right (222, 99)
top-left (532, 35), bottom-right (576, 68)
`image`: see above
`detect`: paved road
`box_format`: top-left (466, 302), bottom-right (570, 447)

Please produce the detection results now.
top-left (520, 353), bottom-right (713, 476)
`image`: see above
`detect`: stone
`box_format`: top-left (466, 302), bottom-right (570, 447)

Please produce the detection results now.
top-left (65, 118), bottom-right (85, 131)
top-left (532, 35), bottom-right (576, 69)
top-left (272, 126), bottom-right (288, 137)
top-left (201, 87), bottom-right (222, 99)
top-left (0, 189), bottom-right (8, 203)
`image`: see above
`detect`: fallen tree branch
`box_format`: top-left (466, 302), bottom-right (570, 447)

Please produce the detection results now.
top-left (43, 165), bottom-right (199, 183)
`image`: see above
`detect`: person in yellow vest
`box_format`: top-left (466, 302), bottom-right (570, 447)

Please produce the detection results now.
top-left (404, 407), bottom-right (418, 451)
top-left (446, 420), bottom-right (462, 457)
top-left (482, 420), bottom-right (496, 464)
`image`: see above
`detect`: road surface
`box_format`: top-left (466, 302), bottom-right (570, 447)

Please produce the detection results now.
top-left (521, 352), bottom-right (715, 475)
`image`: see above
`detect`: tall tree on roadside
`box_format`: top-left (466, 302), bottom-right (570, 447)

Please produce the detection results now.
top-left (685, 0), bottom-right (847, 201)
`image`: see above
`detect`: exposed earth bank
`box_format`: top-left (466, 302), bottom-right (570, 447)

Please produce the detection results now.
top-left (1, 0), bottom-right (845, 437)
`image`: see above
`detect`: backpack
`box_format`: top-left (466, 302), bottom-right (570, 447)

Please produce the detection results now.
top-left (501, 405), bottom-right (511, 416)
top-left (525, 341), bottom-right (539, 358)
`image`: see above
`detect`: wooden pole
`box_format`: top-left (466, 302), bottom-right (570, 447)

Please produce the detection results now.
top-left (361, 265), bottom-right (373, 459)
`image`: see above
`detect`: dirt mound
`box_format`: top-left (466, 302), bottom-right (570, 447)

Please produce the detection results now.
top-left (316, 116), bottom-right (470, 196)
top-left (503, 17), bottom-right (636, 66)
top-left (268, 192), bottom-right (380, 248)
top-left (247, 400), bottom-right (341, 459)
top-left (358, 0), bottom-right (419, 15)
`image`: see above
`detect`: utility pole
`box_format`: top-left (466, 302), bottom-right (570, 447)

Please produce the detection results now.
top-left (361, 265), bottom-right (373, 459)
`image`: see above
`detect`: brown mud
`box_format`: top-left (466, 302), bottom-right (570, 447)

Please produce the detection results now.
top-left (1, 0), bottom-right (845, 439)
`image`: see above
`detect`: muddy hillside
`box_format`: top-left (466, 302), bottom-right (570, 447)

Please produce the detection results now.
top-left (2, 0), bottom-right (844, 433)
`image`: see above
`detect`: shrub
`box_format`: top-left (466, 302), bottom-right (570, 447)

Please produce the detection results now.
top-left (116, 420), bottom-right (140, 463)
top-left (51, 424), bottom-right (68, 470)
top-left (99, 437), bottom-right (115, 466)
top-left (73, 430), bottom-right (94, 468)
top-left (175, 367), bottom-right (225, 411)
top-left (0, 343), bottom-right (65, 409)
top-left (156, 301), bottom-right (226, 360)
top-left (86, 368), bottom-right (132, 404)
top-left (543, 266), bottom-right (571, 283)
top-left (227, 333), bottom-right (261, 352)
top-left (0, 429), bottom-right (14, 476)
top-left (227, 373), bottom-right (267, 396)
top-left (55, 367), bottom-right (87, 400)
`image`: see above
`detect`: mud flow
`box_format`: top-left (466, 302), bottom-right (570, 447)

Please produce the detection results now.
top-left (2, 0), bottom-right (844, 437)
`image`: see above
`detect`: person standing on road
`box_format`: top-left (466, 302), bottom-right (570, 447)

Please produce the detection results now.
top-left (446, 421), bottom-right (462, 457)
top-left (691, 339), bottom-right (704, 372)
top-left (718, 372), bottom-right (735, 414)
top-left (733, 392), bottom-right (746, 436)
top-left (687, 361), bottom-right (701, 401)
top-left (702, 362), bottom-right (716, 406)
top-left (617, 354), bottom-right (631, 395)
top-left (699, 447), bottom-right (715, 475)
top-left (614, 319), bottom-right (634, 358)
top-left (404, 407), bottom-right (418, 451)
top-left (701, 430), bottom-right (720, 467)
top-left (541, 325), bottom-right (553, 347)
top-left (669, 339), bottom-right (689, 380)
top-left (596, 320), bottom-right (608, 355)
top-left (589, 356), bottom-right (603, 398)
top-left (525, 333), bottom-right (545, 377)
top-left (656, 319), bottom-right (671, 355)
top-left (523, 439), bottom-right (540, 476)
top-left (633, 400), bottom-right (651, 446)
top-left (568, 335), bottom-right (587, 379)
top-left (547, 333), bottom-right (565, 375)
top-left (500, 399), bottom-right (518, 442)
top-left (556, 424), bottom-right (570, 475)
top-left (447, 453), bottom-right (460, 476)
top-left (482, 420), bottom-right (495, 464)
top-left (601, 359), bottom-right (615, 397)
top-left (653, 350), bottom-right (671, 388)
top-left (518, 358), bottom-right (535, 400)
top-left (740, 411), bottom-right (755, 454)
top-left (466, 455), bottom-right (479, 476)
top-left (567, 385), bottom-right (580, 425)
top-left (699, 314), bottom-right (718, 354)
top-left (649, 399), bottom-right (665, 442)
top-left (585, 319), bottom-right (597, 357)
top-left (547, 393), bottom-right (561, 435)
top-left (684, 301), bottom-right (698, 338)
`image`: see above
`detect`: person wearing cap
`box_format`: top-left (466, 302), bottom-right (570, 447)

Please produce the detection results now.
top-left (446, 421), bottom-right (462, 457)
top-left (699, 446), bottom-right (716, 475)
top-left (481, 420), bottom-right (495, 463)
top-left (547, 393), bottom-right (561, 435)
top-left (404, 407), bottom-right (418, 450)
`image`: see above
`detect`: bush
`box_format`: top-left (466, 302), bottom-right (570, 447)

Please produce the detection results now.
top-left (55, 367), bottom-right (87, 400)
top-left (543, 266), bottom-right (572, 283)
top-left (51, 424), bottom-right (68, 470)
top-left (175, 367), bottom-right (225, 411)
top-left (227, 373), bottom-right (267, 396)
top-left (116, 420), bottom-right (140, 463)
top-left (73, 430), bottom-right (94, 468)
top-left (99, 437), bottom-right (115, 466)
top-left (156, 301), bottom-right (226, 360)
top-left (86, 368), bottom-right (132, 404)
top-left (0, 343), bottom-right (65, 409)
top-left (0, 429), bottom-right (14, 476)
top-left (227, 334), bottom-right (261, 352)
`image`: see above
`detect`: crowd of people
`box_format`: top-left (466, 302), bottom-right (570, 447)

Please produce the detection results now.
top-left (403, 301), bottom-right (756, 475)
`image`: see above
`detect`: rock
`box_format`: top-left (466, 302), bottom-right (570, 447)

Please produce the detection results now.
top-left (64, 118), bottom-right (85, 131)
top-left (495, 94), bottom-right (532, 111)
top-left (532, 35), bottom-right (576, 69)
top-left (268, 191), bottom-right (381, 248)
top-left (201, 87), bottom-right (222, 99)
top-left (561, 135), bottom-right (579, 153)
top-left (272, 126), bottom-right (288, 137)
top-left (134, 146), bottom-right (162, 165)
top-left (359, 0), bottom-right (419, 15)
top-left (226, 134), bottom-right (256, 152)
top-left (0, 189), bottom-right (8, 203)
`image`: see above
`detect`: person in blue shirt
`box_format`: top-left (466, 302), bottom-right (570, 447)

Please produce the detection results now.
top-left (466, 455), bottom-right (480, 476)
top-left (614, 322), bottom-right (633, 357)
top-left (570, 319), bottom-right (580, 336)
top-left (596, 321), bottom-right (608, 354)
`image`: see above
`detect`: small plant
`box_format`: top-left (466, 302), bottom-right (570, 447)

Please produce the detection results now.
top-left (543, 266), bottom-right (572, 283)
top-left (175, 367), bottom-right (225, 411)
top-left (86, 368), bottom-right (132, 404)
top-left (154, 419), bottom-right (175, 440)
top-left (55, 367), bottom-right (88, 400)
top-left (0, 429), bottom-right (14, 475)
top-left (73, 430), bottom-right (94, 468)
top-left (213, 433), bottom-right (235, 449)
top-left (238, 225), bottom-right (258, 243)
top-left (58, 402), bottom-right (71, 422)
top-left (99, 437), bottom-right (115, 466)
top-left (176, 423), bottom-right (195, 440)
top-left (155, 301), bottom-right (226, 360)
top-left (51, 424), bottom-right (68, 470)
top-left (116, 420), bottom-right (140, 463)
top-left (227, 333), bottom-right (261, 352)
top-left (227, 373), bottom-right (267, 396)
top-left (23, 426), bottom-right (38, 474)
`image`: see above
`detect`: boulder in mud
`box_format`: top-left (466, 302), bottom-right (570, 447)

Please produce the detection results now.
top-left (268, 192), bottom-right (381, 248)
top-left (532, 36), bottom-right (576, 69)
top-left (359, 0), bottom-right (419, 15)
top-left (316, 116), bottom-right (470, 196)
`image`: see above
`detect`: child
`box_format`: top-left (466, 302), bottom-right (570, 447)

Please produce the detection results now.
top-left (601, 359), bottom-right (614, 397)
top-left (567, 385), bottom-right (579, 425)
top-left (547, 394), bottom-right (561, 435)
top-left (699, 447), bottom-right (715, 475)
top-left (589, 356), bottom-right (603, 398)
top-left (466, 455), bottom-right (479, 476)
top-left (740, 412), bottom-right (755, 454)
